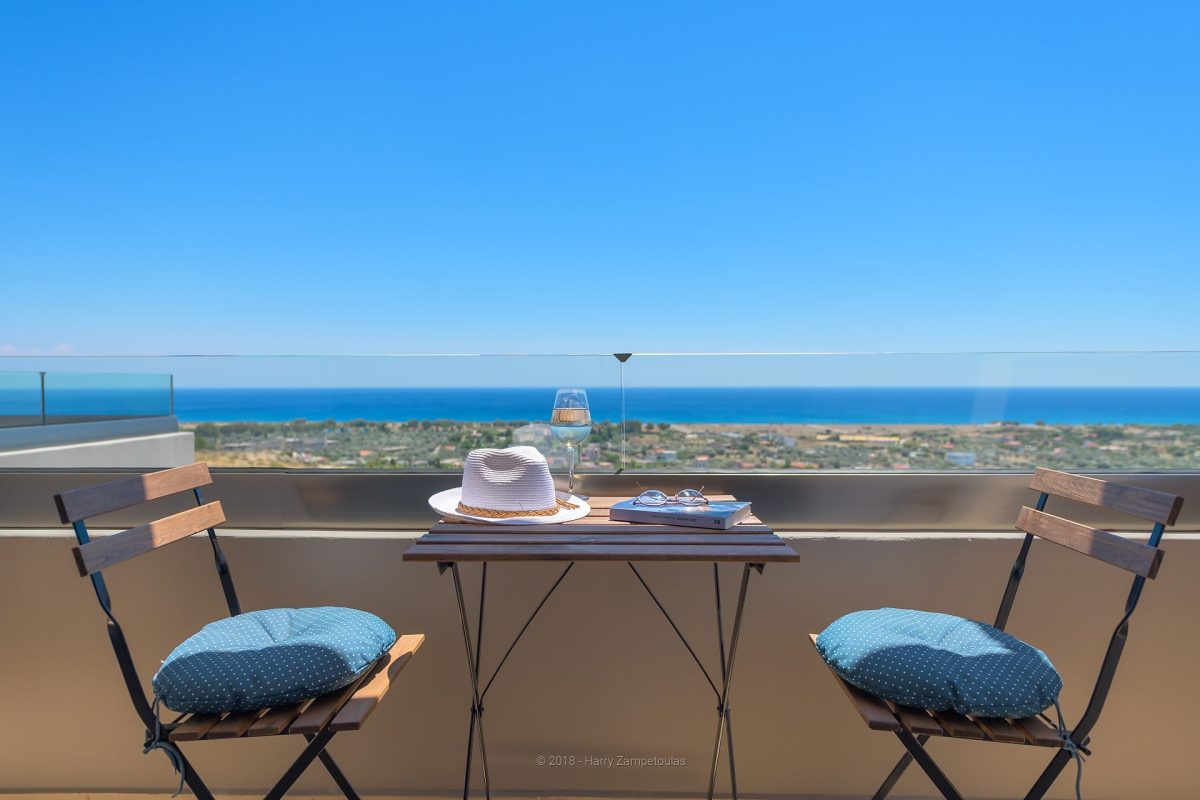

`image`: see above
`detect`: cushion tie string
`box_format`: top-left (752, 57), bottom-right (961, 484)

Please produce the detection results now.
top-left (1053, 699), bottom-right (1084, 800)
top-left (144, 694), bottom-right (186, 798)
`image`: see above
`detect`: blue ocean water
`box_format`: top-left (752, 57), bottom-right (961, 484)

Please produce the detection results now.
top-left (164, 387), bottom-right (1200, 425)
top-left (5, 386), bottom-right (1199, 425)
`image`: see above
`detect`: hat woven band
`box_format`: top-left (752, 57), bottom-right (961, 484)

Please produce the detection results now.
top-left (455, 497), bottom-right (579, 518)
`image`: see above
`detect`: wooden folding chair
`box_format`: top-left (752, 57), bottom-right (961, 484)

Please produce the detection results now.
top-left (811, 468), bottom-right (1184, 800)
top-left (56, 463), bottom-right (425, 800)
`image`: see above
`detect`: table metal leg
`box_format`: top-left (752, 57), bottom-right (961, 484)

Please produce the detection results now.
top-left (449, 562), bottom-right (491, 800)
top-left (712, 564), bottom-right (738, 799)
top-left (707, 562), bottom-right (760, 800)
top-left (442, 561), bottom-right (576, 800)
top-left (628, 560), bottom-right (761, 800)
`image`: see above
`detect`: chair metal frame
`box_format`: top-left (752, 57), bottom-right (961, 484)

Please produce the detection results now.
top-left (57, 463), bottom-right (420, 800)
top-left (817, 468), bottom-right (1183, 800)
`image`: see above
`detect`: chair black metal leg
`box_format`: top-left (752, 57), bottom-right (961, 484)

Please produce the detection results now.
top-left (173, 747), bottom-right (216, 800)
top-left (310, 736), bottom-right (362, 800)
top-left (1023, 749), bottom-right (1073, 800)
top-left (871, 735), bottom-right (928, 800)
top-left (264, 728), bottom-right (335, 800)
top-left (450, 562), bottom-right (491, 800)
top-left (707, 562), bottom-right (757, 800)
top-left (894, 728), bottom-right (964, 800)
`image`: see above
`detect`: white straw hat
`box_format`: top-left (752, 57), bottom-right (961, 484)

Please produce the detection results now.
top-left (428, 446), bottom-right (590, 525)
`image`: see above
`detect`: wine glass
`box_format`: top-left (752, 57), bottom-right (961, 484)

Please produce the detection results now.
top-left (550, 387), bottom-right (592, 496)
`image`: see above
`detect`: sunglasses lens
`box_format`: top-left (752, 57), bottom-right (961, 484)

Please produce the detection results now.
top-left (637, 490), bottom-right (669, 505)
top-left (675, 489), bottom-right (707, 505)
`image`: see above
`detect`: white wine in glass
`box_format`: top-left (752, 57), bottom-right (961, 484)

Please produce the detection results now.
top-left (551, 388), bottom-right (591, 495)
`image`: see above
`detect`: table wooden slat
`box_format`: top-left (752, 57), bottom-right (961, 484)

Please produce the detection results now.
top-left (421, 533), bottom-right (786, 546)
top-left (407, 495), bottom-right (796, 563)
top-left (430, 521), bottom-right (772, 534)
top-left (405, 543), bottom-right (798, 562)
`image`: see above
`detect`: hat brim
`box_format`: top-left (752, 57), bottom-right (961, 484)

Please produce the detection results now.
top-left (428, 488), bottom-right (591, 525)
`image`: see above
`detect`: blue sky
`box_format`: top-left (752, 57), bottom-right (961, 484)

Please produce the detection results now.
top-left (1, 2), bottom-right (1198, 357)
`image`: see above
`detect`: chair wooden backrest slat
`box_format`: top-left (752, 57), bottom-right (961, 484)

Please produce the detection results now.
top-left (72, 501), bottom-right (226, 576)
top-left (1030, 467), bottom-right (1183, 526)
top-left (1014, 505), bottom-right (1164, 578)
top-left (55, 463), bottom-right (213, 524)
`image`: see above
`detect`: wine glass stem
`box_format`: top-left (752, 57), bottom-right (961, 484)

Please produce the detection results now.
top-left (567, 446), bottom-right (575, 493)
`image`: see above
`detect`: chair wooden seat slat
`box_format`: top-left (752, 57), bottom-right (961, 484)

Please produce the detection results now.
top-left (246, 701), bottom-right (312, 738)
top-left (170, 712), bottom-right (226, 742)
top-left (288, 671), bottom-right (377, 736)
top-left (331, 633), bottom-right (426, 731)
top-left (56, 462), bottom-right (425, 800)
top-left (167, 635), bottom-right (428, 742)
top-left (810, 469), bottom-right (1183, 800)
top-left (972, 716), bottom-right (1028, 744)
top-left (893, 705), bottom-right (943, 737)
top-left (165, 631), bottom-right (429, 742)
top-left (1013, 715), bottom-right (1066, 748)
top-left (807, 635), bottom-right (1045, 746)
top-left (928, 709), bottom-right (986, 740)
top-left (206, 709), bottom-right (268, 739)
top-left (809, 634), bottom-right (900, 731)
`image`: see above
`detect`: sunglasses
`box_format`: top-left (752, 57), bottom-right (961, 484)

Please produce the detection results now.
top-left (633, 485), bottom-right (709, 506)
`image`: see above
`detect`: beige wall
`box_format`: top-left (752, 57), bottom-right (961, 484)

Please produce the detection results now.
top-left (1, 529), bottom-right (1196, 799)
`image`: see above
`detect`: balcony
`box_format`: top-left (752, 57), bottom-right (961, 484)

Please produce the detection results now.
top-left (1, 353), bottom-right (1197, 799)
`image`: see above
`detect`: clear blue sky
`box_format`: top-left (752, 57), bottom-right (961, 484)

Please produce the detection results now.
top-left (1, 1), bottom-right (1198, 357)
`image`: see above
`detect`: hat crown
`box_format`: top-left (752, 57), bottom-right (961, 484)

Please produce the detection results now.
top-left (460, 446), bottom-right (556, 512)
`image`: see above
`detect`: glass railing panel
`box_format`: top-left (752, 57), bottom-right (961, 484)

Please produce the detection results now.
top-left (0, 372), bottom-right (43, 428)
top-left (1, 355), bottom-right (622, 471)
top-left (42, 371), bottom-right (173, 423)
top-left (2, 351), bottom-right (1198, 472)
top-left (620, 352), bottom-right (1200, 471)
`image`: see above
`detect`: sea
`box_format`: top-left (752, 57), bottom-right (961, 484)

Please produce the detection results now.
top-left (167, 387), bottom-right (1200, 426)
top-left (4, 386), bottom-right (1199, 426)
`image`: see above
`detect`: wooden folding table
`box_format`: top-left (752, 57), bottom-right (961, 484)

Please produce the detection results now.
top-left (404, 495), bottom-right (798, 800)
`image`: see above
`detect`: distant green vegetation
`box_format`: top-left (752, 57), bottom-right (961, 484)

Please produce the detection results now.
top-left (186, 419), bottom-right (1200, 471)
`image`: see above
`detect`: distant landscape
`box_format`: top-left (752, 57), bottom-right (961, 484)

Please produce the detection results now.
top-left (174, 386), bottom-right (1200, 471)
top-left (188, 419), bottom-right (1200, 471)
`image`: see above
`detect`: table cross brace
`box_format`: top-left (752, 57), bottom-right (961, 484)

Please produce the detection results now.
top-left (627, 561), bottom-right (764, 800)
top-left (439, 557), bottom-right (765, 800)
top-left (442, 560), bottom-right (577, 800)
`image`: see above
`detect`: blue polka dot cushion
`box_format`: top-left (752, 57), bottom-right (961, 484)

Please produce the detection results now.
top-left (152, 607), bottom-right (396, 714)
top-left (816, 608), bottom-right (1062, 719)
